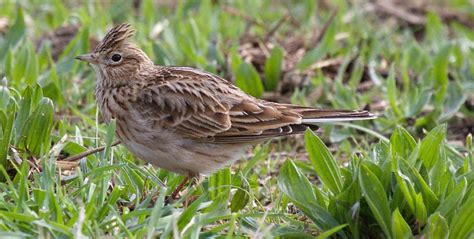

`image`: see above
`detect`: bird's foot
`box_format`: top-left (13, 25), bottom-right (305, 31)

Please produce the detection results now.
top-left (169, 172), bottom-right (200, 201)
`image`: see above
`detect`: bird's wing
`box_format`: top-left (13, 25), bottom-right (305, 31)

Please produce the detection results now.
top-left (134, 67), bottom-right (310, 143)
top-left (134, 67), bottom-right (374, 143)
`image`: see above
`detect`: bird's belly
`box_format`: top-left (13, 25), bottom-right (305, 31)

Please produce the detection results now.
top-left (116, 122), bottom-right (247, 175)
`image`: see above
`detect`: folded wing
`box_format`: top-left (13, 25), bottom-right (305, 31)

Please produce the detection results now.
top-left (134, 67), bottom-right (374, 144)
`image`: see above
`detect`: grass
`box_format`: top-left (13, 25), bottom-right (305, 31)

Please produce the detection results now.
top-left (0, 0), bottom-right (473, 238)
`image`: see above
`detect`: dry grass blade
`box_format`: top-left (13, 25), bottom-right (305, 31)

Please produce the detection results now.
top-left (61, 140), bottom-right (121, 161)
top-left (221, 6), bottom-right (265, 28)
top-left (374, 0), bottom-right (426, 25)
top-left (263, 14), bottom-right (289, 42)
top-left (309, 8), bottom-right (338, 48)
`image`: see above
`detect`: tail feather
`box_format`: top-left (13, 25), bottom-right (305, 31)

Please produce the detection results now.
top-left (211, 102), bottom-right (376, 144)
top-left (299, 109), bottom-right (377, 123)
top-left (264, 102), bottom-right (377, 123)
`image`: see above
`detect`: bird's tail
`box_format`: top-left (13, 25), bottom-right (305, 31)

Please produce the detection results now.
top-left (299, 109), bottom-right (376, 123)
top-left (274, 104), bottom-right (376, 123)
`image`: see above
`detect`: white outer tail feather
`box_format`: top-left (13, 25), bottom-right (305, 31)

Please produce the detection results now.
top-left (301, 114), bottom-right (377, 124)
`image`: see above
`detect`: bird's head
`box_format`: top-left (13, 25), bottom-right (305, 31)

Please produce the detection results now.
top-left (76, 23), bottom-right (153, 86)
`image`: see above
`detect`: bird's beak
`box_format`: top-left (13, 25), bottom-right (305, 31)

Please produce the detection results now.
top-left (75, 53), bottom-right (97, 64)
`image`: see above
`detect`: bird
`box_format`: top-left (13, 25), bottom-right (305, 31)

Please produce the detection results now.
top-left (76, 23), bottom-right (375, 197)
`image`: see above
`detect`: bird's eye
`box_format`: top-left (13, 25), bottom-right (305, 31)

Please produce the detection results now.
top-left (111, 54), bottom-right (122, 62)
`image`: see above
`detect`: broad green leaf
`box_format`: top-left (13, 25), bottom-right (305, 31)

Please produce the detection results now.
top-left (399, 158), bottom-right (439, 213)
top-left (448, 195), bottom-right (474, 239)
top-left (394, 171), bottom-right (416, 214)
top-left (264, 46), bottom-right (283, 91)
top-left (230, 176), bottom-right (250, 212)
top-left (305, 130), bottom-right (343, 194)
top-left (359, 163), bottom-right (392, 237)
top-left (229, 47), bottom-right (242, 73)
top-left (36, 41), bottom-right (52, 71)
top-left (314, 185), bottom-right (329, 209)
top-left (363, 161), bottom-right (383, 183)
top-left (12, 45), bottom-right (28, 83)
top-left (278, 160), bottom-right (341, 232)
top-left (436, 177), bottom-right (466, 218)
top-left (0, 8), bottom-right (26, 60)
top-left (440, 82), bottom-right (466, 121)
top-left (24, 43), bottom-right (39, 85)
top-left (42, 82), bottom-right (62, 107)
top-left (414, 193), bottom-right (427, 225)
top-left (15, 86), bottom-right (34, 142)
top-left (336, 178), bottom-right (361, 205)
top-left (4, 50), bottom-right (13, 80)
top-left (24, 98), bottom-right (54, 155)
top-left (387, 65), bottom-right (402, 118)
top-left (380, 159), bottom-right (392, 191)
top-left (406, 88), bottom-right (432, 117)
top-left (278, 159), bottom-right (317, 207)
top-left (235, 62), bottom-right (264, 98)
top-left (419, 124), bottom-right (446, 169)
top-left (0, 82), bottom-right (10, 110)
top-left (391, 209), bottom-right (413, 239)
top-left (297, 21), bottom-right (335, 70)
top-left (429, 146), bottom-right (448, 196)
top-left (425, 12), bottom-right (444, 46)
top-left (390, 126), bottom-right (416, 159)
top-left (426, 212), bottom-right (449, 239)
top-left (269, 226), bottom-right (314, 238)
top-left (316, 224), bottom-right (348, 239)
top-left (0, 104), bottom-right (15, 169)
top-left (432, 45), bottom-right (450, 105)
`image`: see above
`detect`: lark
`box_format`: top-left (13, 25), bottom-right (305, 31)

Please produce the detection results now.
top-left (76, 23), bottom-right (375, 196)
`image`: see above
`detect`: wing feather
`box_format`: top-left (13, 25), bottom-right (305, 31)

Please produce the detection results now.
top-left (132, 67), bottom-right (373, 143)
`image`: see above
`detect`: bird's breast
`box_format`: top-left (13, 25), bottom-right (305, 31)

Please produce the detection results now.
top-left (95, 87), bottom-right (130, 123)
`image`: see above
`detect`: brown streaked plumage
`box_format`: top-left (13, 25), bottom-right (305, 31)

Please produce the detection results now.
top-left (76, 23), bottom-right (376, 176)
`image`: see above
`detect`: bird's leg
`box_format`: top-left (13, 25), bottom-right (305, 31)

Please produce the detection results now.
top-left (188, 172), bottom-right (200, 187)
top-left (171, 176), bottom-right (189, 200)
top-left (170, 172), bottom-right (199, 200)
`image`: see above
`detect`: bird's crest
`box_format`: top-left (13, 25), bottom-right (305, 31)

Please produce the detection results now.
top-left (94, 23), bottom-right (135, 53)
